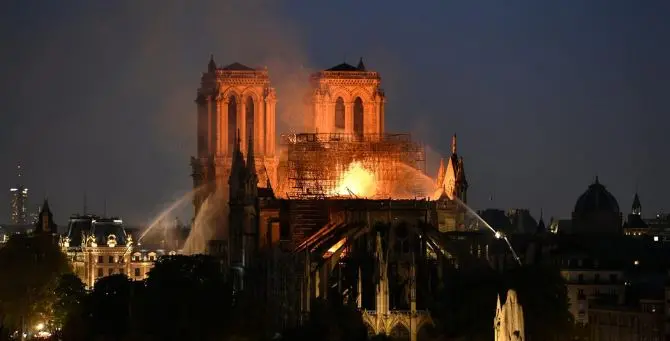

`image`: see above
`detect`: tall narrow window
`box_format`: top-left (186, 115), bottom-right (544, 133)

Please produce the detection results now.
top-left (246, 97), bottom-right (255, 145)
top-left (228, 96), bottom-right (237, 151)
top-left (353, 97), bottom-right (364, 137)
top-left (335, 97), bottom-right (345, 130)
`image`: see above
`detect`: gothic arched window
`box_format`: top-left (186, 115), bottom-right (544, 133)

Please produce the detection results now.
top-left (228, 96), bottom-right (237, 151)
top-left (246, 96), bottom-right (255, 144)
top-left (353, 97), bottom-right (364, 137)
top-left (335, 97), bottom-right (345, 130)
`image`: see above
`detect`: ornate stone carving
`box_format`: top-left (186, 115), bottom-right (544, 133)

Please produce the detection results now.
top-left (494, 289), bottom-right (525, 341)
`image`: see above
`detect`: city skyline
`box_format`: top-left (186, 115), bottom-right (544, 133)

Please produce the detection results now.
top-left (1, 1), bottom-right (669, 224)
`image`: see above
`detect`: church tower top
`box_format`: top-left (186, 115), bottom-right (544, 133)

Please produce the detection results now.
top-left (451, 134), bottom-right (457, 154)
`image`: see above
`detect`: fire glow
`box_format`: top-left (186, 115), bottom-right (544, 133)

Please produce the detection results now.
top-left (331, 161), bottom-right (377, 198)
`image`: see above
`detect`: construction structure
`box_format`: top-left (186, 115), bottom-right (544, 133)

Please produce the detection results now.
top-left (277, 132), bottom-right (427, 200)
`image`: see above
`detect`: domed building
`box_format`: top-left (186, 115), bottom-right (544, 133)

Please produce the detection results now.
top-left (570, 177), bottom-right (623, 234)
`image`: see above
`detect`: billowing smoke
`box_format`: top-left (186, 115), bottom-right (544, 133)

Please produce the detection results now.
top-left (0, 1), bottom-right (312, 223)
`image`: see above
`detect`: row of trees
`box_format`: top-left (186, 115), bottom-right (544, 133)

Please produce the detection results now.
top-left (0, 233), bottom-right (573, 341)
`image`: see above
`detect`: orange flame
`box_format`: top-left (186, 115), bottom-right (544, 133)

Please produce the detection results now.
top-left (332, 161), bottom-right (377, 198)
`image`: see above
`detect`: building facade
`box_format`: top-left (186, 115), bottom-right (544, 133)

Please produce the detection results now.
top-left (307, 59), bottom-right (385, 136)
top-left (191, 57), bottom-right (278, 219)
top-left (60, 215), bottom-right (168, 288)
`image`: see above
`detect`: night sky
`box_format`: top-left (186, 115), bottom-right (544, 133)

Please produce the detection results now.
top-left (1, 1), bottom-right (668, 226)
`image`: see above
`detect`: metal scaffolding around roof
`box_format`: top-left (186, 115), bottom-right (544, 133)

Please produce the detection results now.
top-left (277, 133), bottom-right (427, 200)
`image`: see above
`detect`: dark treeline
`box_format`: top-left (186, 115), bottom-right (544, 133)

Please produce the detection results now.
top-left (0, 234), bottom-right (573, 341)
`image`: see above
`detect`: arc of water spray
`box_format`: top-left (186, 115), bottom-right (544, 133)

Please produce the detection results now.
top-left (452, 197), bottom-right (522, 265)
top-left (138, 185), bottom-right (209, 243)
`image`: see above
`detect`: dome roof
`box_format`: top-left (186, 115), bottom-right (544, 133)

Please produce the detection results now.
top-left (574, 177), bottom-right (620, 215)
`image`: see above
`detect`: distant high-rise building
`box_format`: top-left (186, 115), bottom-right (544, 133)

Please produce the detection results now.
top-left (9, 164), bottom-right (28, 225)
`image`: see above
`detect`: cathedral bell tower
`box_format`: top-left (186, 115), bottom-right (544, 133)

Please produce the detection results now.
top-left (192, 56), bottom-right (277, 217)
top-left (35, 198), bottom-right (56, 234)
top-left (435, 134), bottom-right (468, 202)
top-left (308, 58), bottom-right (386, 138)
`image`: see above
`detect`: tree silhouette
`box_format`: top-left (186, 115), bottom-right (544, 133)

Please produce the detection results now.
top-left (53, 273), bottom-right (86, 330)
top-left (283, 296), bottom-right (367, 341)
top-left (503, 264), bottom-right (573, 341)
top-left (0, 234), bottom-right (69, 335)
top-left (140, 255), bottom-right (232, 340)
top-left (88, 274), bottom-right (134, 340)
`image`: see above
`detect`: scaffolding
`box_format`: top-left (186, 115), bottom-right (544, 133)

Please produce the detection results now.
top-left (278, 133), bottom-right (427, 199)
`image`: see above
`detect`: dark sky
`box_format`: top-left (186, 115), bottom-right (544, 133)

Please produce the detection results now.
top-left (1, 1), bottom-right (669, 226)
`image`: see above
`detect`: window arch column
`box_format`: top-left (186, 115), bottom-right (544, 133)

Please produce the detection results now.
top-left (257, 97), bottom-right (265, 155)
top-left (345, 101), bottom-right (354, 134)
top-left (238, 97), bottom-right (246, 152)
top-left (217, 95), bottom-right (228, 155)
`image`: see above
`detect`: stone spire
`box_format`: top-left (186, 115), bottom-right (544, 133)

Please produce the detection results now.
top-left (246, 135), bottom-right (257, 175)
top-left (537, 208), bottom-right (546, 233)
top-left (357, 267), bottom-right (363, 309)
top-left (208, 54), bottom-right (217, 73)
top-left (632, 192), bottom-right (642, 215)
top-left (435, 158), bottom-right (446, 189)
top-left (374, 232), bottom-right (389, 315)
top-left (229, 129), bottom-right (246, 198)
top-left (451, 134), bottom-right (457, 154)
top-left (35, 198), bottom-right (55, 234)
top-left (357, 57), bottom-right (366, 71)
top-left (409, 251), bottom-right (417, 312)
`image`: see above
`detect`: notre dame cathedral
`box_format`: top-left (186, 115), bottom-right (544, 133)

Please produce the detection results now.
top-left (191, 56), bottom-right (479, 341)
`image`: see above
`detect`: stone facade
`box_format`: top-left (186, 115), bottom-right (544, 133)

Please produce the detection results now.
top-left (494, 289), bottom-right (525, 341)
top-left (307, 59), bottom-right (386, 136)
top-left (192, 57), bottom-right (278, 218)
top-left (60, 215), bottom-right (171, 289)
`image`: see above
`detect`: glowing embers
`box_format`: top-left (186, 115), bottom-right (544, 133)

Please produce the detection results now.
top-left (331, 161), bottom-right (377, 198)
top-left (324, 237), bottom-right (347, 258)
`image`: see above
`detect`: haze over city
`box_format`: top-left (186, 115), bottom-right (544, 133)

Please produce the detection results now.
top-left (1, 1), bottom-right (669, 224)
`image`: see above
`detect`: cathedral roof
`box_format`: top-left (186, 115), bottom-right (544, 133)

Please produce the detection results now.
top-left (221, 62), bottom-right (255, 71)
top-left (537, 218), bottom-right (546, 233)
top-left (573, 177), bottom-right (620, 216)
top-left (325, 62), bottom-right (361, 72)
top-left (624, 214), bottom-right (648, 229)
